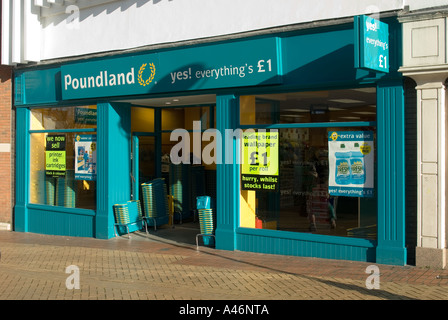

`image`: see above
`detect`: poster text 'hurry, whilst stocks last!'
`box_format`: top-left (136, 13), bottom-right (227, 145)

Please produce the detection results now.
top-left (241, 130), bottom-right (279, 192)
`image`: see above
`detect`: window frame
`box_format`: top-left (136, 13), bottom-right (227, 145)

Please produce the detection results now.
top-left (237, 89), bottom-right (378, 240)
top-left (28, 106), bottom-right (98, 212)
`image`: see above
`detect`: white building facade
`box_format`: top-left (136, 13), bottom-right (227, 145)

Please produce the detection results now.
top-left (3, 0), bottom-right (405, 64)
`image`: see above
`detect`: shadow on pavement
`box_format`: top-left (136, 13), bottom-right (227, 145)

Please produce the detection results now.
top-left (126, 222), bottom-right (418, 300)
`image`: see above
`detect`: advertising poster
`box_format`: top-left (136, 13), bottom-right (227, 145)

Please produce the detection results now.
top-left (328, 131), bottom-right (374, 197)
top-left (75, 134), bottom-right (97, 181)
top-left (45, 134), bottom-right (66, 178)
top-left (241, 130), bottom-right (279, 192)
top-left (74, 106), bottom-right (97, 125)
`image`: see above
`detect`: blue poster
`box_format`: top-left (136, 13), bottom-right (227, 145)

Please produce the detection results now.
top-left (75, 134), bottom-right (97, 181)
top-left (328, 131), bottom-right (374, 197)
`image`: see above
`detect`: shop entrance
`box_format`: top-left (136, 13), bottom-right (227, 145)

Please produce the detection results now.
top-left (127, 94), bottom-right (217, 244)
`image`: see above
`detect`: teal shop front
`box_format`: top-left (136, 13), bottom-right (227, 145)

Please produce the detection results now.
top-left (13, 17), bottom-right (407, 265)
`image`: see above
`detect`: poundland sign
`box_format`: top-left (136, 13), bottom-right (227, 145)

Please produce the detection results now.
top-left (61, 38), bottom-right (282, 100)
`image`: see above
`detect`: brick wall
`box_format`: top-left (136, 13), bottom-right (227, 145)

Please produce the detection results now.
top-left (0, 66), bottom-right (12, 224)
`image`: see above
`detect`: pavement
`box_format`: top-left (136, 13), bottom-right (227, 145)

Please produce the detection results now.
top-left (0, 222), bottom-right (447, 311)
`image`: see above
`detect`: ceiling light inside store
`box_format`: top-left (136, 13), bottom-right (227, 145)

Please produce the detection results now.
top-left (282, 109), bottom-right (309, 112)
top-left (353, 111), bottom-right (376, 115)
top-left (350, 88), bottom-right (376, 93)
top-left (282, 114), bottom-right (304, 117)
top-left (329, 99), bottom-right (364, 104)
top-left (339, 116), bottom-right (361, 120)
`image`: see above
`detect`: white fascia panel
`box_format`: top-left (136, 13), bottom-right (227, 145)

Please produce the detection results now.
top-left (1, 0), bottom-right (12, 65)
top-left (34, 0), bottom-right (51, 9)
top-left (47, 0), bottom-right (64, 5)
top-left (24, 0), bottom-right (42, 62)
top-left (404, 0), bottom-right (448, 11)
top-left (11, 0), bottom-right (24, 64)
top-left (43, 0), bottom-right (405, 61)
top-left (40, 0), bottom-right (117, 17)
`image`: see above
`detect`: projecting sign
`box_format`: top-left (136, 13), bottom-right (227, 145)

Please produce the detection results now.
top-left (355, 15), bottom-right (389, 73)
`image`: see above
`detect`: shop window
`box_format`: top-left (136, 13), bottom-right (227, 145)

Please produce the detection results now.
top-left (240, 88), bottom-right (376, 125)
top-left (161, 106), bottom-right (210, 131)
top-left (31, 106), bottom-right (97, 130)
top-left (239, 89), bottom-right (377, 240)
top-left (30, 106), bottom-right (97, 210)
top-left (131, 107), bottom-right (154, 132)
top-left (161, 105), bottom-right (214, 165)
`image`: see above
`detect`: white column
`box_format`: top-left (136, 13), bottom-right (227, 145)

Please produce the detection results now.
top-left (400, 11), bottom-right (448, 268)
top-left (413, 78), bottom-right (447, 268)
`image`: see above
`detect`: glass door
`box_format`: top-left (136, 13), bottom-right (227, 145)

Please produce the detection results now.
top-left (132, 134), bottom-right (158, 200)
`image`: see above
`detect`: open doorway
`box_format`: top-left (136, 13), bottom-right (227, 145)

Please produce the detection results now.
top-left (126, 94), bottom-right (217, 245)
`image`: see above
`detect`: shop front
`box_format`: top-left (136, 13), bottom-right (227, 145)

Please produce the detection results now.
top-left (13, 16), bottom-right (407, 265)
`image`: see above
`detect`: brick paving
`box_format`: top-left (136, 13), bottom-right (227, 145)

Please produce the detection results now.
top-left (0, 227), bottom-right (447, 307)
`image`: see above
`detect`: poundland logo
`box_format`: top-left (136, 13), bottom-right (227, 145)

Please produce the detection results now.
top-left (64, 62), bottom-right (156, 91)
top-left (137, 63), bottom-right (156, 87)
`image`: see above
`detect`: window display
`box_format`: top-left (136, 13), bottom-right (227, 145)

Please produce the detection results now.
top-left (30, 106), bottom-right (97, 210)
top-left (239, 89), bottom-right (377, 239)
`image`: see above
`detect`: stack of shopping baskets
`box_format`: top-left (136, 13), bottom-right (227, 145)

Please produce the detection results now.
top-left (113, 200), bottom-right (144, 238)
top-left (113, 203), bottom-right (130, 225)
top-left (40, 170), bottom-right (77, 207)
top-left (45, 177), bottom-right (56, 206)
top-left (141, 178), bottom-right (170, 230)
top-left (196, 196), bottom-right (215, 247)
top-left (56, 170), bottom-right (76, 208)
top-left (113, 203), bottom-right (131, 237)
top-left (169, 163), bottom-right (193, 222)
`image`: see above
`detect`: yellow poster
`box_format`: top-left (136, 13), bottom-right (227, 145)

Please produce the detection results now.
top-left (45, 134), bottom-right (66, 178)
top-left (241, 130), bottom-right (279, 192)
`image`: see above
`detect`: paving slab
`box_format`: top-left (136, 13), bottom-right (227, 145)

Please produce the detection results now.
top-left (0, 228), bottom-right (447, 315)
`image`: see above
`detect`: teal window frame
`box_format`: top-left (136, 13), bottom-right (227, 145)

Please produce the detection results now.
top-left (28, 109), bottom-right (98, 213)
top-left (230, 90), bottom-right (379, 260)
top-left (236, 91), bottom-right (377, 231)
